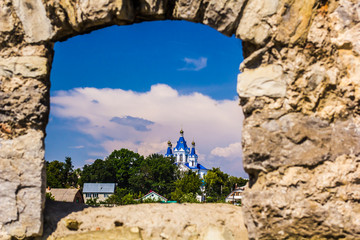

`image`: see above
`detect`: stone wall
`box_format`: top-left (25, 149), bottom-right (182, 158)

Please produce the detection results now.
top-left (0, 0), bottom-right (359, 239)
top-left (239, 0), bottom-right (360, 239)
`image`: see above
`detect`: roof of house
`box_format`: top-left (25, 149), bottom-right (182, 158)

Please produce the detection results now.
top-left (83, 183), bottom-right (116, 193)
top-left (47, 188), bottom-right (81, 202)
top-left (141, 190), bottom-right (168, 201)
top-left (184, 163), bottom-right (208, 171)
top-left (225, 187), bottom-right (245, 200)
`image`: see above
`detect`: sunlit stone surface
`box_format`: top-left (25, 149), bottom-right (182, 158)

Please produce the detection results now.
top-left (0, 0), bottom-right (359, 239)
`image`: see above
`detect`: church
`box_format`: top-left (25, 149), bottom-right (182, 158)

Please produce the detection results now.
top-left (165, 129), bottom-right (208, 178)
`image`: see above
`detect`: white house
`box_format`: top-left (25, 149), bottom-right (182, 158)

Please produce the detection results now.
top-left (139, 190), bottom-right (167, 202)
top-left (225, 186), bottom-right (245, 205)
top-left (83, 183), bottom-right (116, 202)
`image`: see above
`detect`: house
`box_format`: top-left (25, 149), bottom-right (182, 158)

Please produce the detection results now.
top-left (83, 183), bottom-right (116, 202)
top-left (225, 185), bottom-right (245, 205)
top-left (46, 187), bottom-right (84, 203)
top-left (139, 190), bottom-right (167, 202)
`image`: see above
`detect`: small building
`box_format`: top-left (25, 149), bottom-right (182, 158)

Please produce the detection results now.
top-left (46, 188), bottom-right (84, 203)
top-left (225, 186), bottom-right (245, 205)
top-left (83, 183), bottom-right (116, 202)
top-left (139, 190), bottom-right (167, 202)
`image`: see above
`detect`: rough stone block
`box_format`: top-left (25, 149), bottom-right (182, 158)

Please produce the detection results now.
top-left (57, 0), bottom-right (135, 32)
top-left (12, 0), bottom-right (54, 42)
top-left (275, 0), bottom-right (317, 44)
top-left (0, 56), bottom-right (49, 78)
top-left (236, 0), bottom-right (279, 45)
top-left (202, 0), bottom-right (246, 35)
top-left (137, 0), bottom-right (168, 18)
top-left (0, 129), bottom-right (45, 238)
top-left (237, 64), bottom-right (286, 98)
top-left (0, 1), bottom-right (15, 33)
top-left (243, 155), bottom-right (360, 239)
top-left (173, 0), bottom-right (202, 21)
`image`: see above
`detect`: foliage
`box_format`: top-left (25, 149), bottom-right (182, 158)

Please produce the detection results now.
top-left (86, 198), bottom-right (100, 206)
top-left (228, 175), bottom-right (248, 189)
top-left (46, 157), bottom-right (78, 188)
top-left (80, 150), bottom-right (178, 199)
top-left (204, 168), bottom-right (248, 202)
top-left (129, 154), bottom-right (179, 198)
top-left (46, 192), bottom-right (55, 201)
top-left (140, 197), bottom-right (162, 203)
top-left (104, 188), bottom-right (140, 205)
top-left (179, 192), bottom-right (199, 203)
top-left (171, 171), bottom-right (202, 202)
top-left (107, 149), bottom-right (144, 189)
top-left (47, 148), bottom-right (248, 205)
top-left (121, 193), bottom-right (138, 205)
top-left (79, 159), bottom-right (115, 187)
top-left (79, 149), bottom-right (144, 189)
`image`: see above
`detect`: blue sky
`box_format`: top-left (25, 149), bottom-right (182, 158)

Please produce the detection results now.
top-left (46, 20), bottom-right (247, 177)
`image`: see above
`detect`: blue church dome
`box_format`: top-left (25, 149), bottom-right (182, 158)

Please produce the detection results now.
top-left (190, 140), bottom-right (197, 157)
top-left (165, 140), bottom-right (173, 157)
top-left (174, 136), bottom-right (189, 151)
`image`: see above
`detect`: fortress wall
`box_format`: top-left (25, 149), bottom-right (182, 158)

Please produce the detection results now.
top-left (0, 0), bottom-right (359, 238)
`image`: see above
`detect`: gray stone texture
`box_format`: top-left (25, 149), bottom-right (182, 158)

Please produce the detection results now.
top-left (0, 0), bottom-right (359, 239)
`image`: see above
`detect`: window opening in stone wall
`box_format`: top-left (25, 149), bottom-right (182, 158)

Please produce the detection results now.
top-left (45, 20), bottom-right (247, 203)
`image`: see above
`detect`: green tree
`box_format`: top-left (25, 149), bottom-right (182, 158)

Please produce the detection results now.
top-left (129, 154), bottom-right (178, 197)
top-left (64, 157), bottom-right (78, 187)
top-left (106, 148), bottom-right (144, 189)
top-left (79, 149), bottom-right (144, 189)
top-left (227, 176), bottom-right (248, 189)
top-left (46, 160), bottom-right (66, 188)
top-left (204, 168), bottom-right (248, 202)
top-left (79, 159), bottom-right (116, 187)
top-left (171, 171), bottom-right (202, 202)
top-left (104, 188), bottom-right (139, 205)
top-left (46, 157), bottom-right (78, 188)
top-left (86, 198), bottom-right (100, 206)
top-left (204, 168), bottom-right (229, 202)
top-left (179, 192), bottom-right (199, 203)
top-left (121, 193), bottom-right (137, 205)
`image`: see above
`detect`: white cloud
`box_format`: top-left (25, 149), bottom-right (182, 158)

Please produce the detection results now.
top-left (179, 57), bottom-right (207, 71)
top-left (101, 140), bottom-right (167, 157)
top-left (51, 84), bottom-right (245, 176)
top-left (88, 151), bottom-right (108, 157)
top-left (69, 145), bottom-right (85, 149)
top-left (84, 158), bottom-right (95, 164)
top-left (211, 142), bottom-right (242, 158)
